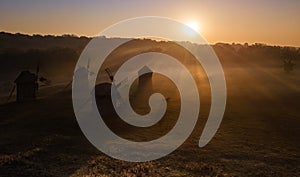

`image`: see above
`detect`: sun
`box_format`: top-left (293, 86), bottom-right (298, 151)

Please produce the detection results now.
top-left (186, 21), bottom-right (200, 32)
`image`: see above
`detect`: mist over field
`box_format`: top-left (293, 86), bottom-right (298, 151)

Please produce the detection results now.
top-left (1, 32), bottom-right (299, 98)
top-left (0, 32), bottom-right (299, 176)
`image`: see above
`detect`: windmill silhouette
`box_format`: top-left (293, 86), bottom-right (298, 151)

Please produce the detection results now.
top-left (6, 59), bottom-right (50, 102)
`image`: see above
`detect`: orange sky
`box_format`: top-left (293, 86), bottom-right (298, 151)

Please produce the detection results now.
top-left (0, 0), bottom-right (299, 46)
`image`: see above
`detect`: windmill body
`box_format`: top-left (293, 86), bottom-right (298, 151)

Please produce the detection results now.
top-left (14, 70), bottom-right (38, 102)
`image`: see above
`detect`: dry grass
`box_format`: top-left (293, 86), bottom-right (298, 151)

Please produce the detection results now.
top-left (0, 44), bottom-right (300, 176)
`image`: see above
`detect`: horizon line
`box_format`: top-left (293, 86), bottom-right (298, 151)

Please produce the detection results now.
top-left (1, 31), bottom-right (299, 48)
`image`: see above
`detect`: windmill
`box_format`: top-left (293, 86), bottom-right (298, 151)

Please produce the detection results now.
top-left (104, 67), bottom-right (122, 105)
top-left (63, 58), bottom-right (93, 90)
top-left (6, 58), bottom-right (50, 103)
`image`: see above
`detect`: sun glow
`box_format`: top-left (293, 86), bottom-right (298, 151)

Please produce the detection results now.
top-left (186, 21), bottom-right (200, 32)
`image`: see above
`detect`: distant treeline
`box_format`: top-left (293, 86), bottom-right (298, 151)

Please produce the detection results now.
top-left (213, 42), bottom-right (300, 62)
top-left (0, 31), bottom-right (91, 52)
top-left (1, 31), bottom-right (299, 53)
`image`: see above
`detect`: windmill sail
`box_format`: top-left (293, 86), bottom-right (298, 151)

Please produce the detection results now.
top-left (36, 59), bottom-right (40, 78)
top-left (6, 85), bottom-right (16, 103)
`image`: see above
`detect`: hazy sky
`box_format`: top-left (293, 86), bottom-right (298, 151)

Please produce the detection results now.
top-left (0, 0), bottom-right (299, 46)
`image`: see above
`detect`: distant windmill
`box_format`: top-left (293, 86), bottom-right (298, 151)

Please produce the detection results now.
top-left (63, 58), bottom-right (93, 90)
top-left (6, 58), bottom-right (50, 103)
top-left (104, 67), bottom-right (122, 102)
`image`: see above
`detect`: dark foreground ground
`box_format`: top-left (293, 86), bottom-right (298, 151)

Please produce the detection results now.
top-left (1, 52), bottom-right (300, 176)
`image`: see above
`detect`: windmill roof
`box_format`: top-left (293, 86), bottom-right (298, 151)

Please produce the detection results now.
top-left (14, 71), bottom-right (36, 83)
top-left (138, 66), bottom-right (153, 75)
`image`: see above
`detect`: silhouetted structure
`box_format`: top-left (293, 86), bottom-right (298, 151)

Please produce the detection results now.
top-left (138, 66), bottom-right (153, 91)
top-left (130, 66), bottom-right (154, 105)
top-left (95, 83), bottom-right (113, 117)
top-left (14, 71), bottom-right (38, 102)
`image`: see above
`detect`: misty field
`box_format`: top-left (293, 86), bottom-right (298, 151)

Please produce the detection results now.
top-left (0, 34), bottom-right (299, 176)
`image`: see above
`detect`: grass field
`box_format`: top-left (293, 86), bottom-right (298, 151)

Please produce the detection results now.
top-left (0, 43), bottom-right (300, 176)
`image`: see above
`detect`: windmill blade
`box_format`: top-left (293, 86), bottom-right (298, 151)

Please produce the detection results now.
top-left (6, 85), bottom-right (16, 103)
top-left (105, 68), bottom-right (114, 82)
top-left (115, 77), bottom-right (128, 88)
top-left (87, 58), bottom-right (90, 70)
top-left (39, 76), bottom-right (47, 82)
top-left (85, 58), bottom-right (96, 76)
top-left (39, 77), bottom-right (51, 86)
top-left (39, 76), bottom-right (51, 85)
top-left (63, 80), bottom-right (73, 90)
top-left (36, 58), bottom-right (40, 78)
